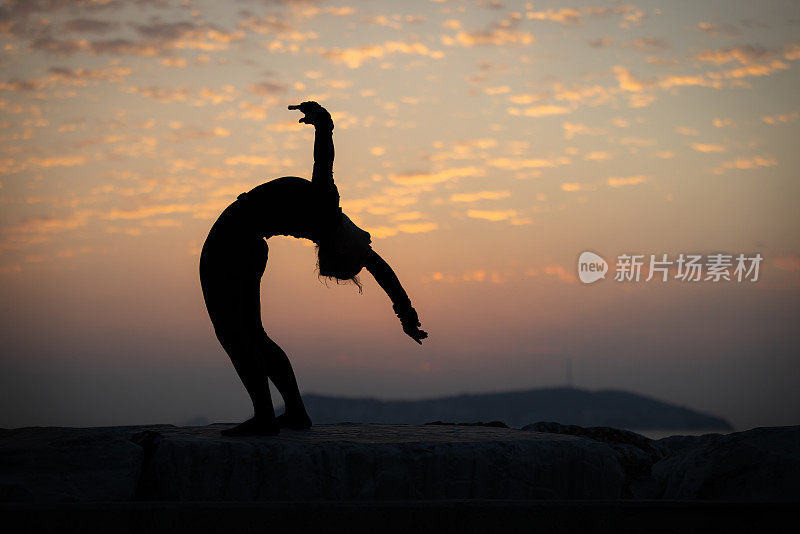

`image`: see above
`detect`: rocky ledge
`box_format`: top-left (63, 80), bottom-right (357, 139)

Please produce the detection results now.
top-left (1, 423), bottom-right (798, 502)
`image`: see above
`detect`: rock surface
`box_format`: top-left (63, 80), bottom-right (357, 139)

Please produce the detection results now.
top-left (0, 426), bottom-right (144, 502)
top-left (134, 424), bottom-right (623, 501)
top-left (1, 423), bottom-right (797, 502)
top-left (653, 426), bottom-right (800, 500)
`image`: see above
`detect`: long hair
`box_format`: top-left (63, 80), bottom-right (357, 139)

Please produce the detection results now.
top-left (315, 243), bottom-right (363, 293)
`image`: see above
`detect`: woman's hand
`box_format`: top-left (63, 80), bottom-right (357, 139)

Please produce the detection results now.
top-left (364, 250), bottom-right (428, 345)
top-left (403, 321), bottom-right (428, 345)
top-left (393, 303), bottom-right (428, 345)
top-left (288, 101), bottom-right (334, 130)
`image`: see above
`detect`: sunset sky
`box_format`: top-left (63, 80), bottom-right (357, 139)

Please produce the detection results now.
top-left (1, 0), bottom-right (799, 430)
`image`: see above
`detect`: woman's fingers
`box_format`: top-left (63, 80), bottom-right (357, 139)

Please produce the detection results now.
top-left (289, 102), bottom-right (331, 128)
top-left (289, 101), bottom-right (322, 112)
top-left (404, 324), bottom-right (428, 344)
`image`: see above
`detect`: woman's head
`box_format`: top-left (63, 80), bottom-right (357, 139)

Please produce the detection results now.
top-left (316, 212), bottom-right (372, 292)
top-left (316, 242), bottom-right (364, 291)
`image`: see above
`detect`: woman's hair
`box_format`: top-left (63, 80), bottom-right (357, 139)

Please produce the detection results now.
top-left (315, 243), bottom-right (363, 293)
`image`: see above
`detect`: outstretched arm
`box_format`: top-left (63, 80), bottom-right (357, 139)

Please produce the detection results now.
top-left (288, 101), bottom-right (338, 201)
top-left (312, 114), bottom-right (334, 190)
top-left (364, 249), bottom-right (428, 344)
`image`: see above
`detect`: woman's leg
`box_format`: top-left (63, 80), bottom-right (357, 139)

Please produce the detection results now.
top-left (212, 315), bottom-right (280, 437)
top-left (219, 330), bottom-right (275, 410)
top-left (259, 332), bottom-right (312, 429)
top-left (201, 239), bottom-right (279, 436)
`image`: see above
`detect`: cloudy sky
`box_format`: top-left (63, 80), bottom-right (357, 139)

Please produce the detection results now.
top-left (1, 0), bottom-right (798, 430)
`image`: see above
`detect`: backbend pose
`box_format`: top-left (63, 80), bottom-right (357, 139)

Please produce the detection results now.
top-left (200, 101), bottom-right (427, 436)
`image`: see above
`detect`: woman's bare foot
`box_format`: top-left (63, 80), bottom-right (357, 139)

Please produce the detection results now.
top-left (221, 416), bottom-right (280, 437)
top-left (277, 411), bottom-right (312, 430)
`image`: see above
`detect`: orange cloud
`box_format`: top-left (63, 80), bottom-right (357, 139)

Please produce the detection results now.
top-left (166, 125), bottom-right (230, 142)
top-left (225, 155), bottom-right (295, 167)
top-left (713, 60), bottom-right (789, 79)
top-left (237, 13), bottom-right (292, 34)
top-left (607, 175), bottom-right (649, 187)
top-left (1, 210), bottom-right (94, 250)
top-left (507, 105), bottom-right (572, 117)
top-left (691, 143), bottom-right (727, 153)
top-left (450, 190), bottom-right (510, 202)
top-left (675, 126), bottom-right (699, 136)
top-left (362, 221), bottom-right (437, 238)
top-left (249, 81), bottom-right (286, 95)
top-left (161, 57), bottom-right (187, 68)
top-left (126, 85), bottom-right (190, 103)
top-left (695, 46), bottom-right (770, 65)
top-left (525, 8), bottom-right (581, 24)
top-left (619, 137), bottom-right (657, 147)
top-left (762, 111), bottom-right (798, 124)
top-left (429, 268), bottom-right (510, 284)
top-left (488, 157), bottom-right (570, 170)
top-left (389, 166), bottom-right (484, 185)
top-left (28, 156), bottom-right (86, 167)
top-left (4, 210), bottom-right (93, 235)
top-left (785, 43), bottom-right (800, 60)
top-left (612, 66), bottom-right (650, 92)
top-left (429, 138), bottom-right (497, 161)
top-left (696, 22), bottom-right (742, 38)
top-left (719, 156), bottom-right (778, 171)
top-left (713, 118), bottom-right (737, 128)
top-left (584, 151), bottom-right (613, 161)
top-left (484, 85), bottom-right (510, 95)
top-left (397, 222), bottom-right (438, 234)
top-left (0, 66), bottom-right (134, 92)
top-left (659, 74), bottom-right (721, 89)
top-left (627, 93), bottom-right (656, 108)
top-left (393, 211), bottom-right (422, 221)
top-left (364, 226), bottom-right (398, 239)
top-left (103, 204), bottom-right (192, 220)
top-left (561, 182), bottom-right (594, 192)
top-left (466, 209), bottom-right (517, 221)
top-left (237, 101), bottom-right (270, 121)
top-left (319, 41), bottom-right (444, 68)
top-left (341, 191), bottom-right (420, 215)
top-left (563, 122), bottom-right (606, 139)
top-left (543, 264), bottom-right (576, 284)
top-left (508, 93), bottom-right (543, 105)
top-left (444, 29), bottom-right (534, 47)
top-left (442, 13), bottom-right (534, 47)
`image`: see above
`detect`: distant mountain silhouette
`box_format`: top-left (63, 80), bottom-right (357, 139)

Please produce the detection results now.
top-left (295, 387), bottom-right (733, 430)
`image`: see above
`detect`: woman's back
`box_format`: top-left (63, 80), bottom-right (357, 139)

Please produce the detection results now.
top-left (207, 176), bottom-right (342, 244)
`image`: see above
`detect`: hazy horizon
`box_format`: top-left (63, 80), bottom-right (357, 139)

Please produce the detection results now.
top-left (1, 0), bottom-right (798, 431)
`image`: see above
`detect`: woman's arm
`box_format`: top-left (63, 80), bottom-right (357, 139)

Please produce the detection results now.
top-left (311, 115), bottom-right (334, 191)
top-left (289, 101), bottom-right (338, 201)
top-left (364, 249), bottom-right (428, 344)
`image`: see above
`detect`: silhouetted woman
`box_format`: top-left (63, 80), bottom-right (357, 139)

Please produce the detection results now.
top-left (200, 101), bottom-right (427, 436)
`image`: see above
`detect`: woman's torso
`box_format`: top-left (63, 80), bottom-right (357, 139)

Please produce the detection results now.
top-left (205, 176), bottom-right (341, 245)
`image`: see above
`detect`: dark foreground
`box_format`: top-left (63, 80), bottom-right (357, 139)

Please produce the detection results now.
top-left (2, 423), bottom-right (798, 532)
top-left (3, 500), bottom-right (797, 534)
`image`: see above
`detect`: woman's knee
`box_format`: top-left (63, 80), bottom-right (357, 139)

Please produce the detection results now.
top-left (215, 324), bottom-right (264, 353)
